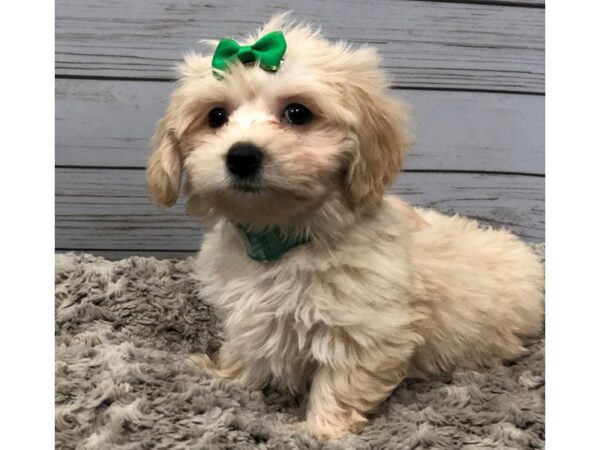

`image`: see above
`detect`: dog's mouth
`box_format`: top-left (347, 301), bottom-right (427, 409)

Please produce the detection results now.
top-left (230, 177), bottom-right (264, 194)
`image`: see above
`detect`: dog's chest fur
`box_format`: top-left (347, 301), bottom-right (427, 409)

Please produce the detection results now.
top-left (194, 214), bottom-right (419, 391)
top-left (196, 232), bottom-right (326, 390)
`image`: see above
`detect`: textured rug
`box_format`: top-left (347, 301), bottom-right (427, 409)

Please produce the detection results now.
top-left (55, 245), bottom-right (545, 450)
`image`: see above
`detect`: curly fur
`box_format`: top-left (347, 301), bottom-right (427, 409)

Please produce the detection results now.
top-left (145, 14), bottom-right (544, 439)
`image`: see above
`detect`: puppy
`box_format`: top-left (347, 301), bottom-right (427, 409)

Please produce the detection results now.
top-left (146, 14), bottom-right (544, 439)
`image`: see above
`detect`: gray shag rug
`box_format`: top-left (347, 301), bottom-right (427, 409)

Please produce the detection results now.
top-left (55, 245), bottom-right (545, 450)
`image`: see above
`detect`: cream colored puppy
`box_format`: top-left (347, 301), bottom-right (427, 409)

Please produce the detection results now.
top-left (146, 15), bottom-right (544, 439)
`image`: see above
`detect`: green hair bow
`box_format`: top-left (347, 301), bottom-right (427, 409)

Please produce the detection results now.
top-left (211, 31), bottom-right (287, 76)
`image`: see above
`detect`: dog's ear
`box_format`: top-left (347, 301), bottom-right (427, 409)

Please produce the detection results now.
top-left (147, 53), bottom-right (215, 207)
top-left (146, 110), bottom-right (183, 208)
top-left (340, 47), bottom-right (410, 211)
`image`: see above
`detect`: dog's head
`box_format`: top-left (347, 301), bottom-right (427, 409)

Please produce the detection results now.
top-left (146, 14), bottom-right (409, 228)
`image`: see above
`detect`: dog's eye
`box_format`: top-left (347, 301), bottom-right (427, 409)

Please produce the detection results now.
top-left (283, 103), bottom-right (312, 125)
top-left (208, 107), bottom-right (229, 129)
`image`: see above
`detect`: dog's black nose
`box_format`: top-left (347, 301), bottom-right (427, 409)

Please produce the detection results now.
top-left (226, 143), bottom-right (264, 178)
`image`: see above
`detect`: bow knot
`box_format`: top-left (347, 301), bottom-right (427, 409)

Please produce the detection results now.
top-left (211, 31), bottom-right (287, 76)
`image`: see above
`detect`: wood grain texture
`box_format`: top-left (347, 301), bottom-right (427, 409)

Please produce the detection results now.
top-left (56, 168), bottom-right (544, 256)
top-left (419, 0), bottom-right (544, 6)
top-left (55, 0), bottom-right (544, 93)
top-left (56, 79), bottom-right (544, 174)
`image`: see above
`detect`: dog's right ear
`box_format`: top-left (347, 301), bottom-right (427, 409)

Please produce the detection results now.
top-left (146, 53), bottom-right (215, 207)
top-left (146, 112), bottom-right (182, 208)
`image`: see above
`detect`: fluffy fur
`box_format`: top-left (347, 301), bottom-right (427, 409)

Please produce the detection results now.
top-left (145, 14), bottom-right (544, 439)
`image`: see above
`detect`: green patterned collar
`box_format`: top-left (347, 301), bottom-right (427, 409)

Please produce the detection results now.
top-left (234, 224), bottom-right (310, 262)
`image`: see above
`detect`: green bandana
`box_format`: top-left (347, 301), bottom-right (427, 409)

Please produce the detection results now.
top-left (234, 224), bottom-right (310, 262)
top-left (211, 31), bottom-right (287, 76)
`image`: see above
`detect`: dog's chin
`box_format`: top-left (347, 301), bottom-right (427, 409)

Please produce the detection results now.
top-left (187, 179), bottom-right (332, 228)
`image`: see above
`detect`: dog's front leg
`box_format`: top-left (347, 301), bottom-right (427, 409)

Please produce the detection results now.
top-left (187, 342), bottom-right (270, 390)
top-left (305, 362), bottom-right (407, 439)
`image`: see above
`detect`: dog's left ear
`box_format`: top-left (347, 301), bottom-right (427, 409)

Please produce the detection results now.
top-left (339, 47), bottom-right (410, 211)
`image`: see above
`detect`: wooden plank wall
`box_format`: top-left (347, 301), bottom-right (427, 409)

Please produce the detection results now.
top-left (55, 0), bottom-right (545, 259)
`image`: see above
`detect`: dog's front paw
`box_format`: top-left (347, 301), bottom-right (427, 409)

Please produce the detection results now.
top-left (302, 409), bottom-right (368, 440)
top-left (184, 353), bottom-right (219, 375)
top-left (184, 350), bottom-right (269, 391)
top-left (185, 352), bottom-right (241, 382)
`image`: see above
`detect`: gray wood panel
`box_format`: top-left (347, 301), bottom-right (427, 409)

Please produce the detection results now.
top-left (508, 0), bottom-right (543, 4)
top-left (420, 0), bottom-right (543, 5)
top-left (56, 79), bottom-right (544, 174)
top-left (56, 168), bottom-right (544, 255)
top-left (55, 0), bottom-right (544, 93)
